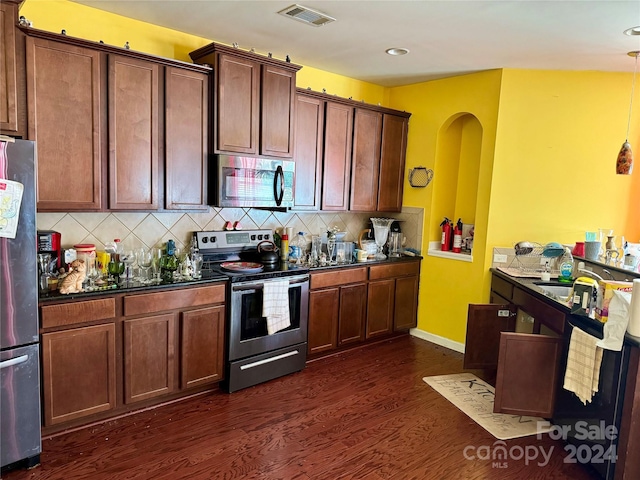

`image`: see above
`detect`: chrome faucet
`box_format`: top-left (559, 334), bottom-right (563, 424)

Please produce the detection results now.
top-left (577, 268), bottom-right (614, 282)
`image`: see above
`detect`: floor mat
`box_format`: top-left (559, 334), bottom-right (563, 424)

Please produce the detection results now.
top-left (423, 372), bottom-right (552, 440)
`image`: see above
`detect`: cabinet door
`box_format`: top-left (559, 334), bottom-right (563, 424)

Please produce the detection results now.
top-left (41, 324), bottom-right (116, 426)
top-left (0, 2), bottom-right (18, 133)
top-left (321, 101), bottom-right (353, 211)
top-left (165, 67), bottom-right (208, 210)
top-left (108, 55), bottom-right (159, 210)
top-left (180, 305), bottom-right (225, 389)
top-left (350, 108), bottom-right (382, 212)
top-left (367, 279), bottom-right (395, 338)
top-left (463, 304), bottom-right (517, 370)
top-left (216, 52), bottom-right (259, 154)
top-left (26, 37), bottom-right (103, 210)
top-left (494, 332), bottom-right (562, 418)
top-left (261, 64), bottom-right (295, 157)
top-left (377, 114), bottom-right (408, 212)
top-left (124, 313), bottom-right (175, 403)
top-left (292, 93), bottom-right (323, 210)
top-left (338, 283), bottom-right (367, 346)
top-left (308, 288), bottom-right (339, 354)
top-left (394, 275), bottom-right (419, 331)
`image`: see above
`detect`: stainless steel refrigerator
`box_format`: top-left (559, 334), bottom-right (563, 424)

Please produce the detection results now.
top-left (1, 139), bottom-right (41, 470)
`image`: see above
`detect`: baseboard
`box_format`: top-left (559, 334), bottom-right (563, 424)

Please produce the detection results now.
top-left (410, 328), bottom-right (465, 353)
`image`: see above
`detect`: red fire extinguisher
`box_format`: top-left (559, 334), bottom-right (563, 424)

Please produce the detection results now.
top-left (440, 217), bottom-right (452, 251)
top-left (453, 218), bottom-right (463, 253)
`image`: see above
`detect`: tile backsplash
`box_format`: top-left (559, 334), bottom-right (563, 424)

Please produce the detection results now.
top-left (37, 207), bottom-right (423, 253)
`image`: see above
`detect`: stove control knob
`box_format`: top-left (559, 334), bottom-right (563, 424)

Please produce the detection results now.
top-left (258, 234), bottom-right (263, 240)
top-left (264, 234), bottom-right (270, 240)
top-left (251, 234), bottom-right (256, 241)
top-left (211, 236), bottom-right (217, 243)
top-left (202, 237), bottom-right (208, 244)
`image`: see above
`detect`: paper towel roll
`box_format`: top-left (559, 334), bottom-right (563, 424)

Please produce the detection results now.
top-left (627, 279), bottom-right (640, 337)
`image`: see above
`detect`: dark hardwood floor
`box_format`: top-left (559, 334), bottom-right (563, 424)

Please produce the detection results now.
top-left (3, 335), bottom-right (599, 480)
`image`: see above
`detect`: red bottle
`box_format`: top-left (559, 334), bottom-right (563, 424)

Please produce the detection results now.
top-left (453, 218), bottom-right (463, 253)
top-left (440, 218), bottom-right (452, 251)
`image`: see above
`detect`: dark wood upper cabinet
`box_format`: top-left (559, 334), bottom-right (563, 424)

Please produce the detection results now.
top-left (165, 66), bottom-right (208, 210)
top-left (292, 93), bottom-right (324, 210)
top-left (216, 52), bottom-right (259, 154)
top-left (322, 101), bottom-right (353, 211)
top-left (261, 64), bottom-right (296, 157)
top-left (0, 1), bottom-right (19, 134)
top-left (190, 43), bottom-right (301, 158)
top-left (108, 55), bottom-right (159, 210)
top-left (26, 37), bottom-right (104, 211)
top-left (24, 28), bottom-right (211, 212)
top-left (378, 114), bottom-right (409, 212)
top-left (350, 108), bottom-right (382, 212)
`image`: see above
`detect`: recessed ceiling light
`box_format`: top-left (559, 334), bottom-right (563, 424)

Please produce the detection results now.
top-left (386, 48), bottom-right (409, 56)
top-left (624, 26), bottom-right (640, 36)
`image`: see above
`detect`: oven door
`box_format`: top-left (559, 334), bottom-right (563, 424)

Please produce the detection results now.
top-left (215, 155), bottom-right (294, 208)
top-left (228, 274), bottom-right (309, 362)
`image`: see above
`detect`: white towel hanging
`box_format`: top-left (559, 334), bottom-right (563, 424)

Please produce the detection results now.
top-left (262, 279), bottom-right (290, 335)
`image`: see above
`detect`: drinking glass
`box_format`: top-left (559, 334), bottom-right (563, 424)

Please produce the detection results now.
top-left (121, 249), bottom-right (136, 281)
top-left (136, 248), bottom-right (153, 283)
top-left (191, 252), bottom-right (203, 279)
top-left (327, 237), bottom-right (336, 265)
top-left (107, 260), bottom-right (124, 283)
top-left (336, 242), bottom-right (346, 264)
top-left (311, 236), bottom-right (322, 266)
top-left (151, 247), bottom-right (163, 283)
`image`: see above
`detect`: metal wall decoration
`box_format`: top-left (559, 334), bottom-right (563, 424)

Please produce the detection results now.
top-left (408, 166), bottom-right (434, 188)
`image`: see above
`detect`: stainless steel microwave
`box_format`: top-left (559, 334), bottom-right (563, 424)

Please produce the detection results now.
top-left (214, 155), bottom-right (295, 208)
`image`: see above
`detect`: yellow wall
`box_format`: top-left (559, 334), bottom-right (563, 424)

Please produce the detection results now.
top-left (389, 71), bottom-right (502, 342)
top-left (388, 68), bottom-right (640, 344)
top-left (20, 0), bottom-right (387, 106)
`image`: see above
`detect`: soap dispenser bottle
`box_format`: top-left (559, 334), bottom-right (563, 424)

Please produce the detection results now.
top-left (558, 247), bottom-right (574, 283)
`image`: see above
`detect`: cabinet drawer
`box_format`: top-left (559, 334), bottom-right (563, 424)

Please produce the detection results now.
top-left (124, 284), bottom-right (225, 316)
top-left (491, 275), bottom-right (514, 301)
top-left (369, 261), bottom-right (419, 280)
top-left (311, 267), bottom-right (367, 290)
top-left (41, 298), bottom-right (116, 329)
top-left (512, 287), bottom-right (565, 334)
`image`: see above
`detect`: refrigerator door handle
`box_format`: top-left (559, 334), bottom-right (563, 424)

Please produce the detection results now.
top-left (0, 354), bottom-right (29, 369)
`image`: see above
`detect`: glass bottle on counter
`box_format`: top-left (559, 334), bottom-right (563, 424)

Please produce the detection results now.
top-left (159, 239), bottom-right (179, 281)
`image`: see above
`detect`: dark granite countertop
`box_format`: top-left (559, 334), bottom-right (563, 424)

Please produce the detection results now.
top-left (308, 254), bottom-right (422, 272)
top-left (38, 274), bottom-right (228, 303)
top-left (491, 268), bottom-right (640, 348)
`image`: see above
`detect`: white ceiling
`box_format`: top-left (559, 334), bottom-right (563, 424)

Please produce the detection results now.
top-left (71, 0), bottom-right (640, 87)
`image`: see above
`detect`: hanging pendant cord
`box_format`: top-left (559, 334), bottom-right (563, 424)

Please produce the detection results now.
top-left (626, 52), bottom-right (639, 142)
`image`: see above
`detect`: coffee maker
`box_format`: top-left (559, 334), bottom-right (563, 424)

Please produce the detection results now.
top-left (388, 221), bottom-right (403, 257)
top-left (37, 230), bottom-right (62, 270)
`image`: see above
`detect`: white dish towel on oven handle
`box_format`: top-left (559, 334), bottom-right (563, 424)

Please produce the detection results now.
top-left (262, 278), bottom-right (290, 335)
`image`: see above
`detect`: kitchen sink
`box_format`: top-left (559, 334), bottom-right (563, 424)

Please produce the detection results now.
top-left (535, 284), bottom-right (573, 303)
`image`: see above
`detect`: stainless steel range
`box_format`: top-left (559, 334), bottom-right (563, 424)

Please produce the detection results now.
top-left (194, 230), bottom-right (309, 393)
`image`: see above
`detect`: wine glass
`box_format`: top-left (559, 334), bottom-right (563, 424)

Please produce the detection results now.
top-left (107, 259), bottom-right (124, 284)
top-left (151, 247), bottom-right (163, 283)
top-left (136, 248), bottom-right (153, 284)
top-left (120, 249), bottom-right (136, 281)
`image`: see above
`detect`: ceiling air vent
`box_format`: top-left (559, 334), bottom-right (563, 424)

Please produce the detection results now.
top-left (277, 4), bottom-right (336, 27)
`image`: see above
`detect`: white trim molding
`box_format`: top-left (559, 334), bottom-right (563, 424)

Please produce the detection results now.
top-left (410, 328), bottom-right (465, 354)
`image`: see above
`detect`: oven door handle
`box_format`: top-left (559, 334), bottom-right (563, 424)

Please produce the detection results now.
top-left (232, 275), bottom-right (309, 291)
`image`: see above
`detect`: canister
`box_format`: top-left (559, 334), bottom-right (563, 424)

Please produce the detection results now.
top-left (73, 244), bottom-right (96, 272)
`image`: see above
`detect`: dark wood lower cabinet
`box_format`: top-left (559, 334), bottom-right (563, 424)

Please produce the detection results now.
top-left (41, 324), bottom-right (116, 426)
top-left (394, 275), bottom-right (419, 331)
top-left (308, 288), bottom-right (339, 354)
top-left (180, 305), bottom-right (225, 389)
top-left (366, 279), bottom-right (395, 338)
top-left (40, 284), bottom-right (227, 433)
top-left (338, 283), bottom-right (367, 346)
top-left (124, 314), bottom-right (176, 404)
